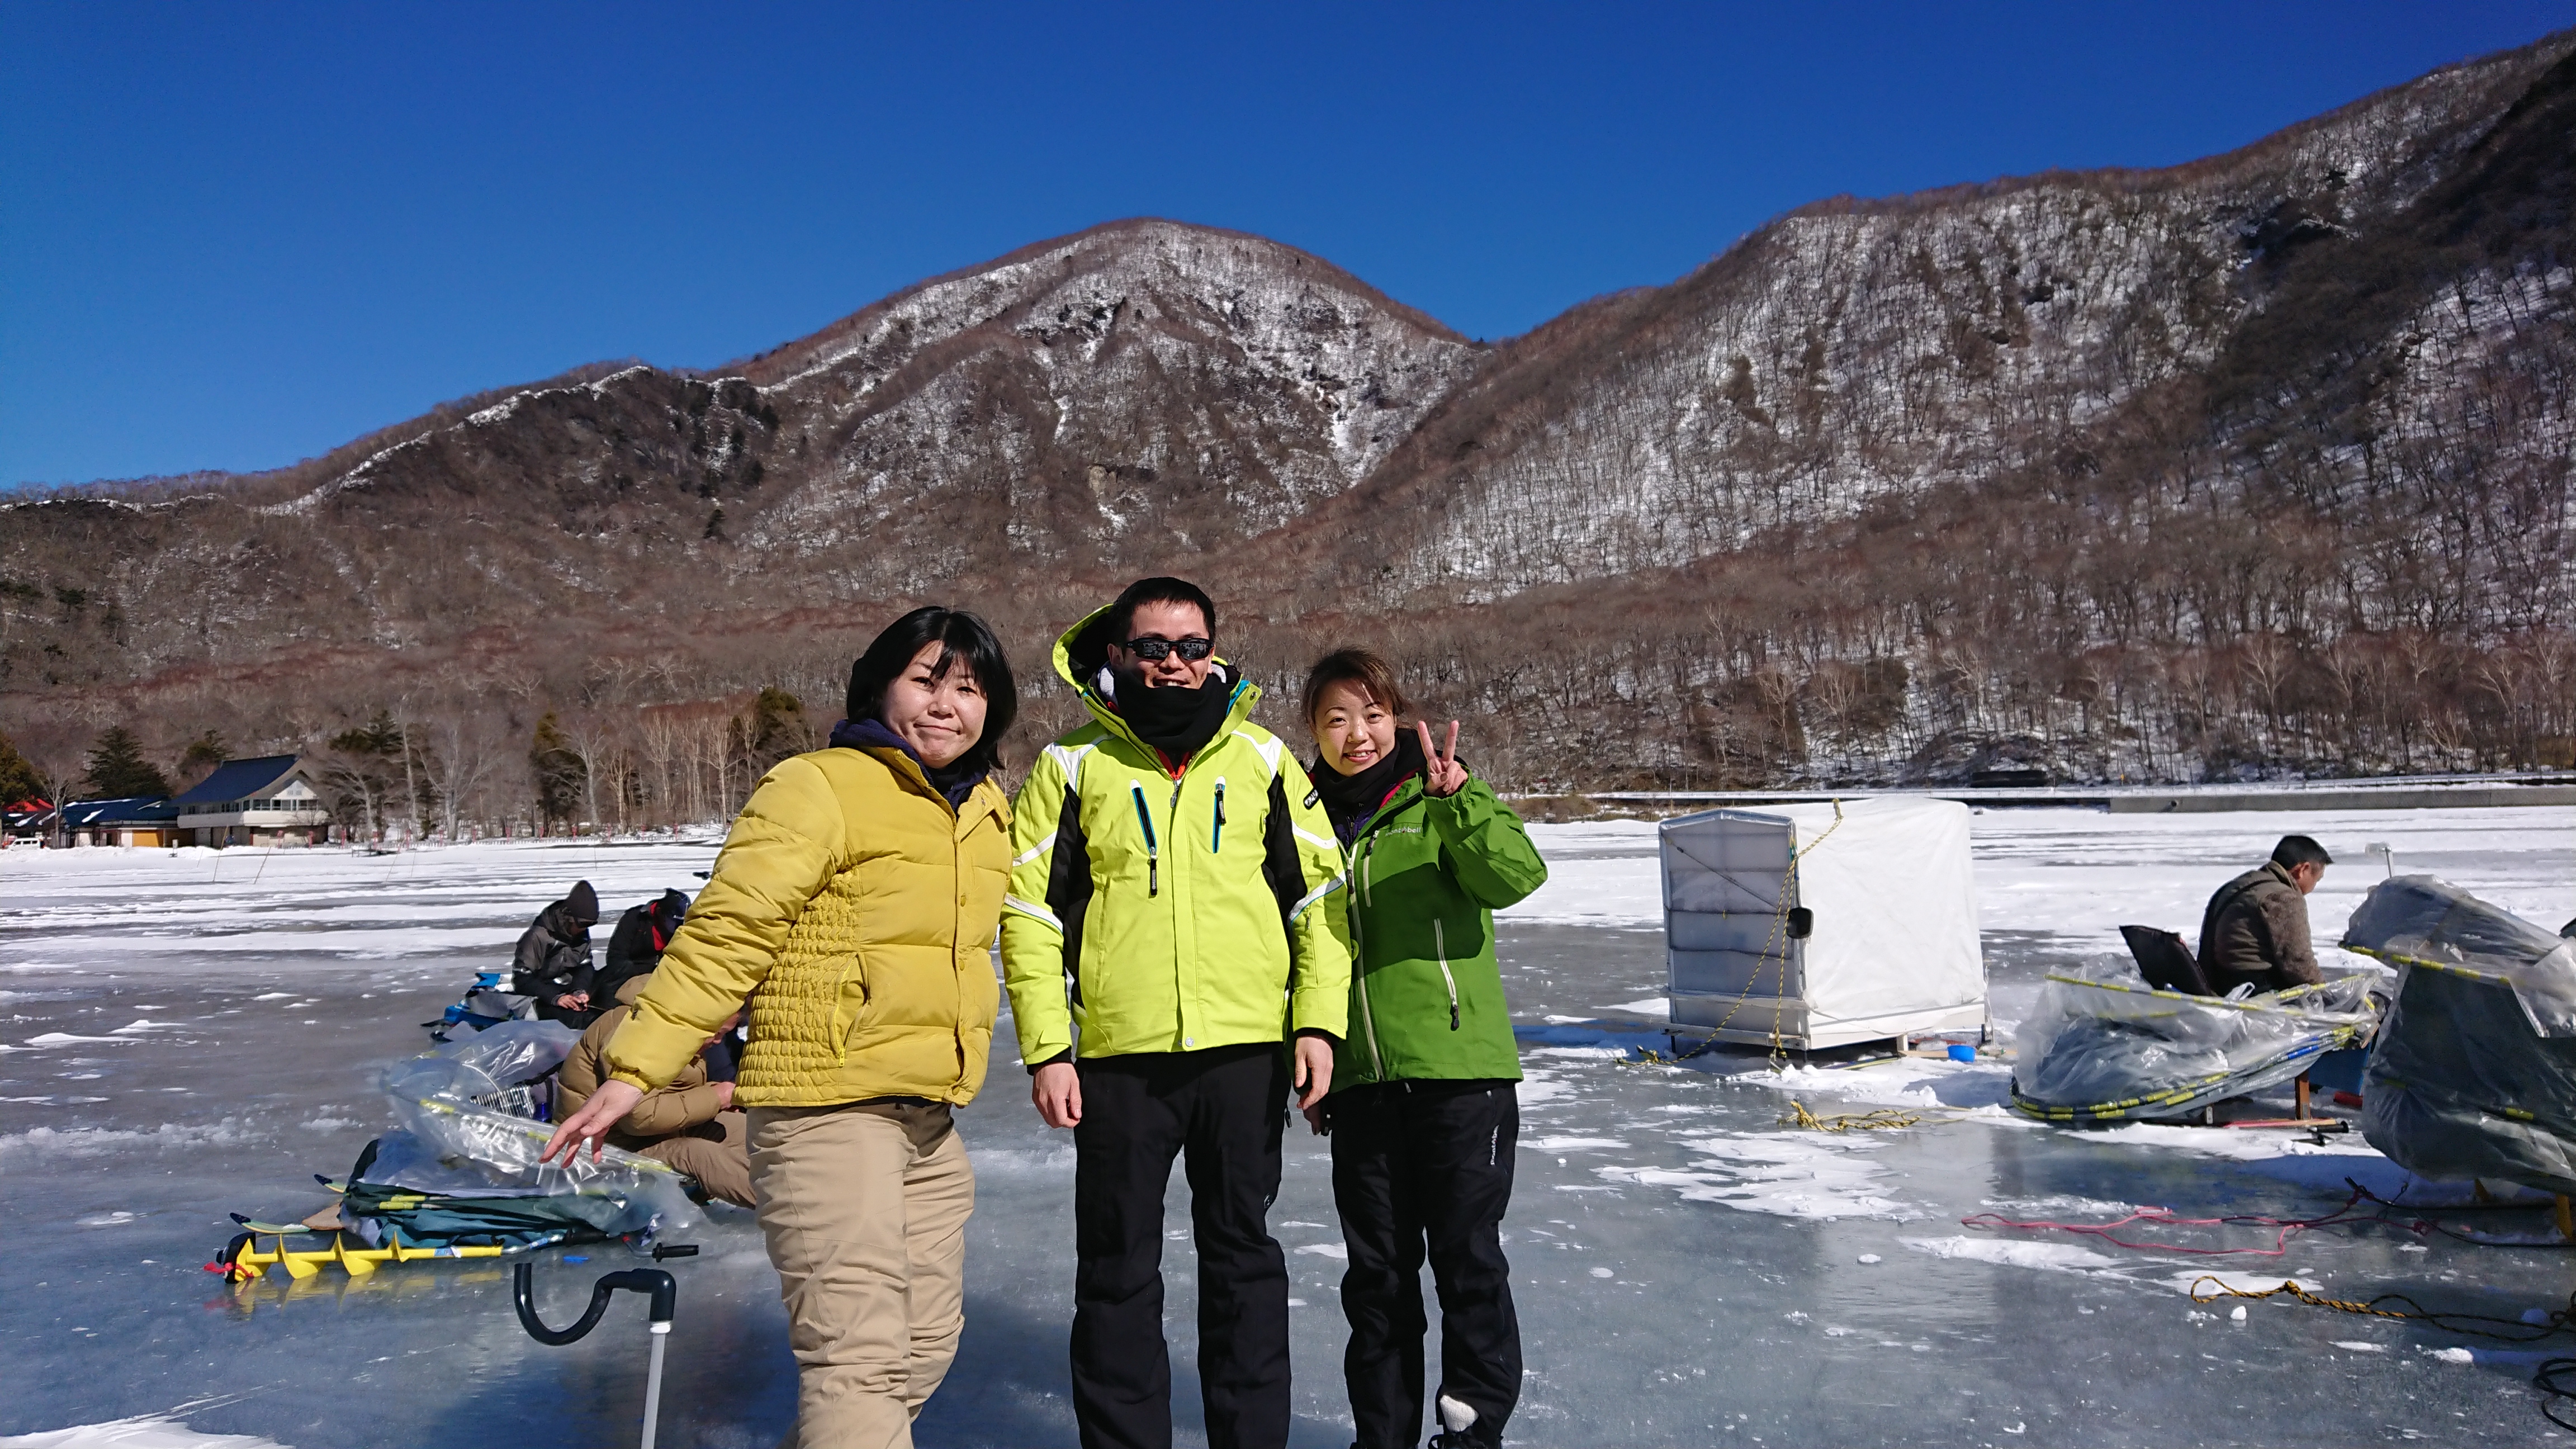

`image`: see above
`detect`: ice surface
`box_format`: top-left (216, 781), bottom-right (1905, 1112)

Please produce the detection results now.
top-left (2, 806), bottom-right (2573, 1445)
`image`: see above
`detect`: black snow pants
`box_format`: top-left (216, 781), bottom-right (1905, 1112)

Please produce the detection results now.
top-left (1072, 1044), bottom-right (1293, 1449)
top-left (1327, 1078), bottom-right (1521, 1449)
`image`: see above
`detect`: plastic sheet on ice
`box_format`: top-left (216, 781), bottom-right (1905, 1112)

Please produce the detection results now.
top-left (2345, 875), bottom-right (2576, 1197)
top-left (2011, 963), bottom-right (2376, 1123)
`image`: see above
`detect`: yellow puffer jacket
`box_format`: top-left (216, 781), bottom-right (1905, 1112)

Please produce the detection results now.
top-left (603, 744), bottom-right (1011, 1107)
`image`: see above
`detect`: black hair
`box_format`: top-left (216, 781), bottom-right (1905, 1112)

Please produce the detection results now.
top-left (845, 606), bottom-right (1019, 775)
top-left (1108, 576), bottom-right (1217, 645)
top-left (1304, 647), bottom-right (1411, 724)
top-left (2271, 835), bottom-right (2334, 870)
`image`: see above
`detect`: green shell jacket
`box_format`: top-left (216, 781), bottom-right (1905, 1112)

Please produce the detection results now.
top-left (999, 605), bottom-right (1353, 1064)
top-left (1334, 772), bottom-right (1547, 1087)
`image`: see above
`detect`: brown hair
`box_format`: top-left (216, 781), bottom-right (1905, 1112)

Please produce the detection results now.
top-left (1303, 648), bottom-right (1410, 725)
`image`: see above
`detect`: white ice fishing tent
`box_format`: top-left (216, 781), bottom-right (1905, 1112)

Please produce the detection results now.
top-left (1659, 797), bottom-right (1986, 1050)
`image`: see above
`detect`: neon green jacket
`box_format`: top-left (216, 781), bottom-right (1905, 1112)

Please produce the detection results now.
top-left (1000, 607), bottom-right (1352, 1063)
top-left (1334, 773), bottom-right (1546, 1087)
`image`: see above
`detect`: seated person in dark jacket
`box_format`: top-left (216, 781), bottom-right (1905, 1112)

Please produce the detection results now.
top-left (512, 880), bottom-right (600, 1025)
top-left (555, 973), bottom-right (751, 1208)
top-left (591, 888), bottom-right (691, 1008)
top-left (2198, 836), bottom-right (2331, 996)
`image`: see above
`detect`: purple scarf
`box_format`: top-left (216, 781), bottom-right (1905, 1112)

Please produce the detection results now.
top-left (830, 718), bottom-right (988, 808)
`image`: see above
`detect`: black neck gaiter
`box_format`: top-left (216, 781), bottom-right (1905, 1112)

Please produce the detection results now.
top-left (1111, 664), bottom-right (1235, 764)
top-left (1312, 727), bottom-right (1426, 841)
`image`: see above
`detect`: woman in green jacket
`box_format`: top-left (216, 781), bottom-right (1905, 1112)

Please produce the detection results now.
top-left (1302, 648), bottom-right (1548, 1449)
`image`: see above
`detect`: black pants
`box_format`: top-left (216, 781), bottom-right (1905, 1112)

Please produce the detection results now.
top-left (1073, 1044), bottom-right (1292, 1449)
top-left (1328, 1079), bottom-right (1521, 1449)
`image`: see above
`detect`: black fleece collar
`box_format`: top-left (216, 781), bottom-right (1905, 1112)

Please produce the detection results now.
top-left (1311, 728), bottom-right (1427, 843)
top-left (1104, 663), bottom-right (1236, 766)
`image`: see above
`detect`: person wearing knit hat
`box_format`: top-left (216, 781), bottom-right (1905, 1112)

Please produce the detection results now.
top-left (513, 879), bottom-right (603, 1026)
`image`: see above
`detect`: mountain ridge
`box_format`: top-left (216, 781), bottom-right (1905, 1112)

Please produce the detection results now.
top-left (5, 30), bottom-right (2573, 812)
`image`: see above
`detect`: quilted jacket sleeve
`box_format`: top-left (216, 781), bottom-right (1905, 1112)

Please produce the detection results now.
top-left (604, 756), bottom-right (843, 1090)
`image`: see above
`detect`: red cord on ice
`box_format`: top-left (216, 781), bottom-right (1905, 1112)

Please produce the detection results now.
top-left (1962, 1189), bottom-right (2378, 1257)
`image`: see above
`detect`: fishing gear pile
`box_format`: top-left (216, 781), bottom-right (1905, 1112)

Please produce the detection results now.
top-left (215, 1021), bottom-right (700, 1284)
top-left (2341, 875), bottom-right (2576, 1197)
top-left (2011, 967), bottom-right (2376, 1125)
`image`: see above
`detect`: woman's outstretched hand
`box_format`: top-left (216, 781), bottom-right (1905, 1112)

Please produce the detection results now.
top-left (1417, 719), bottom-right (1468, 797)
top-left (541, 1079), bottom-right (644, 1165)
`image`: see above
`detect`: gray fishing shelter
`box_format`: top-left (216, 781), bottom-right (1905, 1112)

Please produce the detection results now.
top-left (1659, 797), bottom-right (1986, 1049)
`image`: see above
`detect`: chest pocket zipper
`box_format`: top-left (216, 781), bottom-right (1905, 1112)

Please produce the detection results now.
top-left (1213, 778), bottom-right (1226, 853)
top-left (1349, 832), bottom-right (1387, 1078)
top-left (1131, 782), bottom-right (1159, 896)
top-left (1434, 917), bottom-right (1460, 1030)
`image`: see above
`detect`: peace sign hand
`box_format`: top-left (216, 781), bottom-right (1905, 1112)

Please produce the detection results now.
top-left (1417, 719), bottom-right (1469, 798)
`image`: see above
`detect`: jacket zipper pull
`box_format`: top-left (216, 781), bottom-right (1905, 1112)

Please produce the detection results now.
top-left (1131, 782), bottom-right (1159, 897)
top-left (1436, 918), bottom-right (1460, 1030)
top-left (1213, 778), bottom-right (1227, 853)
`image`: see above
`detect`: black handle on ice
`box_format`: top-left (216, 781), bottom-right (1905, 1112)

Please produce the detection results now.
top-left (513, 1263), bottom-right (676, 1344)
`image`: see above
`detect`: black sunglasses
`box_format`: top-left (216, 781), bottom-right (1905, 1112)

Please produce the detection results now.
top-left (1122, 636), bottom-right (1213, 661)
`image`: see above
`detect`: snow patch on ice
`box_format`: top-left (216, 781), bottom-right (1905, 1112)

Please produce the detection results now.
top-left (1902, 1235), bottom-right (2127, 1274)
top-left (1602, 1131), bottom-right (1921, 1220)
top-left (0, 1121), bottom-right (261, 1159)
top-left (2165, 1270), bottom-right (2321, 1295)
top-left (1514, 1072), bottom-right (1575, 1108)
top-left (1294, 1243), bottom-right (1348, 1259)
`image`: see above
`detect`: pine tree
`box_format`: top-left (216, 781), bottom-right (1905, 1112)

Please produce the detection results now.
top-left (747, 687), bottom-right (805, 771)
top-left (0, 727), bottom-right (42, 804)
top-left (82, 726), bottom-right (170, 799)
top-left (178, 730), bottom-right (229, 785)
top-left (530, 712), bottom-right (586, 826)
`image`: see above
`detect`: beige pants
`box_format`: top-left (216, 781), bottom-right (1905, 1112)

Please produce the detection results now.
top-left (636, 1109), bottom-right (755, 1208)
top-left (749, 1101), bottom-right (974, 1449)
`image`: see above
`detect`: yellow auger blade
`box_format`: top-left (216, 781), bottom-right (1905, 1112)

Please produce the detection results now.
top-left (227, 1231), bottom-right (507, 1284)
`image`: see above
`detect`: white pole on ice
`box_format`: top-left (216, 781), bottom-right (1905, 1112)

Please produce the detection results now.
top-left (638, 1321), bottom-right (669, 1449)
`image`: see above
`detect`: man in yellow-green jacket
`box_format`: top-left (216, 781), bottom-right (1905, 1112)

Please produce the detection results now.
top-left (1002, 576), bottom-right (1351, 1449)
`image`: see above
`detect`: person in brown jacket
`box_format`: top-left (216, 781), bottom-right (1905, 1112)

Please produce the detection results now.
top-left (555, 973), bottom-right (753, 1208)
top-left (2197, 835), bottom-right (2332, 996)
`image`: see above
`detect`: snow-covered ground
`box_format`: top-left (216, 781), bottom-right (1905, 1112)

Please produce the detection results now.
top-left (2, 803), bottom-right (2571, 1446)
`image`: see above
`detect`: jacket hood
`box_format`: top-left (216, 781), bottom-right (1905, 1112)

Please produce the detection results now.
top-left (1052, 603), bottom-right (1261, 763)
top-left (538, 899), bottom-right (593, 942)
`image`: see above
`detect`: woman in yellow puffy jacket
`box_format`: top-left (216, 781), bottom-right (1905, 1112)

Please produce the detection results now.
top-left (543, 605), bottom-right (1016, 1449)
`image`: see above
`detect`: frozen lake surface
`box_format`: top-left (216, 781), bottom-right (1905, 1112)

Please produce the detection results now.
top-left (3, 803), bottom-right (2572, 1446)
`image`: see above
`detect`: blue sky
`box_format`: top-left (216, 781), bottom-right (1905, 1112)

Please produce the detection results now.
top-left (4, 1), bottom-right (2571, 487)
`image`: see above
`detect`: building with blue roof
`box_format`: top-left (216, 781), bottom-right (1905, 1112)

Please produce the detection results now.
top-left (171, 755), bottom-right (330, 847)
top-left (59, 795), bottom-right (181, 847)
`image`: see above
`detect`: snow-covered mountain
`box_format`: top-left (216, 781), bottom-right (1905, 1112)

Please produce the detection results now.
top-left (1277, 31), bottom-right (2572, 602)
top-left (6, 31), bottom-right (2572, 790)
